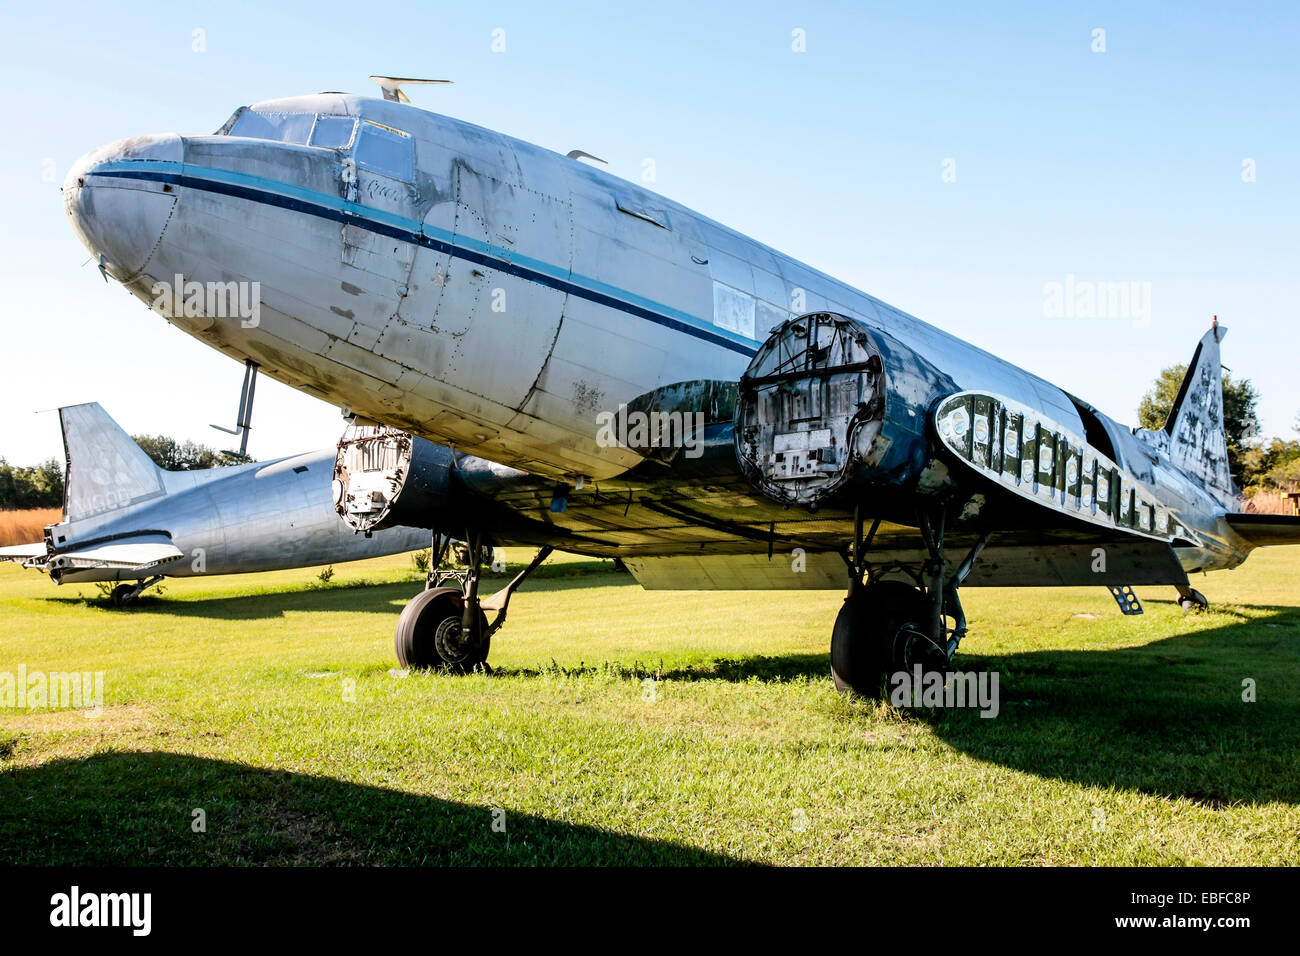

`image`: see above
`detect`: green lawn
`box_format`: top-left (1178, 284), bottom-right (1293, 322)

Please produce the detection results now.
top-left (1, 545), bottom-right (1297, 865)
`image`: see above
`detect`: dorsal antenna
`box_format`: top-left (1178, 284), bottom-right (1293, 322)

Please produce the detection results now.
top-left (369, 76), bottom-right (453, 103)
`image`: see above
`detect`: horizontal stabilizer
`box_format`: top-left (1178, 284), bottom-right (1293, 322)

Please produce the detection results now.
top-left (45, 535), bottom-right (184, 573)
top-left (1225, 513), bottom-right (1300, 548)
top-left (0, 542), bottom-right (49, 565)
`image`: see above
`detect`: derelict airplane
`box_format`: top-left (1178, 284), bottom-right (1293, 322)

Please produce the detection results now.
top-left (0, 402), bottom-right (429, 605)
top-left (60, 77), bottom-right (1300, 692)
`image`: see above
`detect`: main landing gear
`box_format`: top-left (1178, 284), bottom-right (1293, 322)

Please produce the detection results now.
top-left (831, 507), bottom-right (991, 697)
top-left (1176, 583), bottom-right (1209, 612)
top-left (394, 531), bottom-right (552, 672)
top-left (109, 575), bottom-right (164, 608)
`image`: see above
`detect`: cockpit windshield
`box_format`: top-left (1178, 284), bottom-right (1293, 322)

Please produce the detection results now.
top-left (215, 108), bottom-right (412, 181)
top-left (217, 108), bottom-right (359, 150)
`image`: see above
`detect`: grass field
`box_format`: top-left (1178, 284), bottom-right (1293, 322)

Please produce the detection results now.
top-left (0, 509), bottom-right (60, 548)
top-left (1, 546), bottom-right (1297, 866)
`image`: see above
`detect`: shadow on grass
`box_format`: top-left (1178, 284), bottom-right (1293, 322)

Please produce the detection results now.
top-left (45, 570), bottom-right (635, 620)
top-left (0, 751), bottom-right (743, 866)
top-left (502, 605), bottom-right (1300, 807)
top-left (27, 579), bottom-right (1299, 809)
top-left (884, 604), bottom-right (1300, 807)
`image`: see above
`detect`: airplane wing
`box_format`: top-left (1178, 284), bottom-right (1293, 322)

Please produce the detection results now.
top-left (625, 534), bottom-right (1187, 590)
top-left (1225, 513), bottom-right (1300, 548)
top-left (934, 391), bottom-right (1198, 544)
top-left (44, 535), bottom-right (185, 573)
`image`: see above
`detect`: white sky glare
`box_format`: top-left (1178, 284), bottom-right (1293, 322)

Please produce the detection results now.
top-left (2, 0), bottom-right (1296, 464)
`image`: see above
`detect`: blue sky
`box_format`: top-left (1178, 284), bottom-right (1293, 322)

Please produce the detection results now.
top-left (2, 1), bottom-right (1296, 463)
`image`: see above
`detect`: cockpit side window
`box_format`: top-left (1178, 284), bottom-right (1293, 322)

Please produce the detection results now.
top-left (353, 120), bottom-right (414, 181)
top-left (215, 109), bottom-right (410, 180)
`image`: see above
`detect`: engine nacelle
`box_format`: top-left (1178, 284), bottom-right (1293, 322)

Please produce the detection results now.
top-left (333, 425), bottom-right (456, 532)
top-left (735, 312), bottom-right (888, 505)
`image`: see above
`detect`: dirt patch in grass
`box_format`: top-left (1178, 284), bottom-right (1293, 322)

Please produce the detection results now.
top-left (0, 702), bottom-right (158, 733)
top-left (0, 704), bottom-right (166, 764)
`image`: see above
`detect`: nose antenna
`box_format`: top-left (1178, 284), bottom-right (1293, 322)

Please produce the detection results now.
top-left (369, 76), bottom-right (452, 103)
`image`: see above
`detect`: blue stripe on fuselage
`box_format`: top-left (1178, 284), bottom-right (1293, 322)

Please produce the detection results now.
top-left (87, 160), bottom-right (759, 357)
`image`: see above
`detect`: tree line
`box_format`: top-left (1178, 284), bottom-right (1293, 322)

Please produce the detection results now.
top-left (1138, 366), bottom-right (1299, 495)
top-left (0, 436), bottom-right (251, 510)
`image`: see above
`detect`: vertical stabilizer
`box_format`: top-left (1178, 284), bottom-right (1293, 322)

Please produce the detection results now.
top-left (1165, 320), bottom-right (1234, 496)
top-left (59, 403), bottom-right (166, 522)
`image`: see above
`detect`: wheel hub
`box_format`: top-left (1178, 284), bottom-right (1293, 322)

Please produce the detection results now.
top-left (433, 615), bottom-right (478, 665)
top-left (894, 622), bottom-right (949, 673)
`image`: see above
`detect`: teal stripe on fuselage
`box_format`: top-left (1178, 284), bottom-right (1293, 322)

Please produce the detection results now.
top-left (88, 158), bottom-right (759, 355)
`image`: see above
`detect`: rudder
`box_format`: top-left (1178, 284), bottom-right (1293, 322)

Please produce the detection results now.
top-left (1165, 321), bottom-right (1234, 496)
top-left (59, 403), bottom-right (165, 522)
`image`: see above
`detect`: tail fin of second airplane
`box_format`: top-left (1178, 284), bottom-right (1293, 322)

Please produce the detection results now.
top-left (59, 403), bottom-right (166, 523)
top-left (1165, 321), bottom-right (1235, 496)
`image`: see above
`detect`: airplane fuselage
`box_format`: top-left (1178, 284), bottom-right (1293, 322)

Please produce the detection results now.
top-left (62, 93), bottom-right (1253, 578)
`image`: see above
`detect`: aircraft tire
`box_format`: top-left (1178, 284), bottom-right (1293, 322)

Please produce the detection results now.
top-left (110, 584), bottom-right (135, 608)
top-left (395, 587), bottom-right (490, 671)
top-left (830, 580), bottom-right (930, 697)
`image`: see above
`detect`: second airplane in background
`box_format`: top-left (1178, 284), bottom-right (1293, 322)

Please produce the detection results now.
top-left (1, 403), bottom-right (430, 605)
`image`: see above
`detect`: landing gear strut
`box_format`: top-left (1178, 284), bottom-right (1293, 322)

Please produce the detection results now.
top-left (109, 576), bottom-right (164, 608)
top-left (394, 531), bottom-right (552, 672)
top-left (831, 506), bottom-right (990, 697)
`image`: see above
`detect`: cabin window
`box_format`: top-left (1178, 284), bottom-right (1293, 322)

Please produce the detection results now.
top-left (309, 115), bottom-right (356, 149)
top-left (713, 282), bottom-right (756, 339)
top-left (354, 121), bottom-right (414, 181)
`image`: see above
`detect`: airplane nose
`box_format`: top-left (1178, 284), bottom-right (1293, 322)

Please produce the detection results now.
top-left (64, 133), bottom-right (184, 282)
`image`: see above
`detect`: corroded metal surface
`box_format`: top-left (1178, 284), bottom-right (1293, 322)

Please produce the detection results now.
top-left (58, 92), bottom-right (1299, 590)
